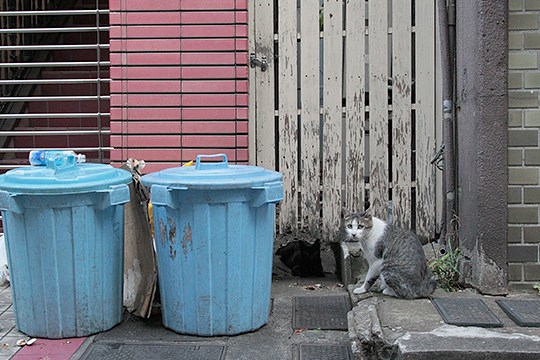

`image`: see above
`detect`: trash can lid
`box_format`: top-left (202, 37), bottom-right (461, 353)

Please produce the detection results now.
top-left (0, 163), bottom-right (132, 194)
top-left (141, 154), bottom-right (282, 189)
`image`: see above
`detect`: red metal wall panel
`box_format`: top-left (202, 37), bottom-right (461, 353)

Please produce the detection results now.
top-left (180, 0), bottom-right (237, 11)
top-left (110, 120), bottom-right (249, 135)
top-left (110, 108), bottom-right (181, 120)
top-left (182, 108), bottom-right (238, 120)
top-left (182, 66), bottom-right (246, 79)
top-left (182, 11), bottom-right (247, 24)
top-left (110, 80), bottom-right (247, 94)
top-left (109, 11), bottom-right (248, 26)
top-left (110, 121), bottom-right (179, 134)
top-left (109, 12), bottom-right (181, 25)
top-left (110, 53), bottom-right (182, 66)
top-left (110, 25), bottom-right (248, 39)
top-left (110, 66), bottom-right (182, 79)
top-left (110, 80), bottom-right (182, 94)
top-left (182, 52), bottom-right (248, 65)
top-left (109, 0), bottom-right (249, 171)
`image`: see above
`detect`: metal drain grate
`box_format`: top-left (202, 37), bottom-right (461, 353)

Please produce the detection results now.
top-left (296, 344), bottom-right (353, 360)
top-left (432, 298), bottom-right (503, 328)
top-left (80, 343), bottom-right (226, 360)
top-left (94, 313), bottom-right (206, 343)
top-left (292, 295), bottom-right (351, 330)
top-left (496, 299), bottom-right (540, 327)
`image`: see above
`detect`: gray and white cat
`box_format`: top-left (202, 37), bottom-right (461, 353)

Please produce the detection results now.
top-left (343, 210), bottom-right (436, 299)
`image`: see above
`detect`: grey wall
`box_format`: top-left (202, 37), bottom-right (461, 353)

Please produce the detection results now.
top-left (456, 0), bottom-right (508, 295)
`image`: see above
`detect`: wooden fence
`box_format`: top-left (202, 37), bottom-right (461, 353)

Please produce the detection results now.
top-left (249, 0), bottom-right (440, 241)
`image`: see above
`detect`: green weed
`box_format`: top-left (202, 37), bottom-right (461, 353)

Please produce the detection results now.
top-left (429, 245), bottom-right (462, 292)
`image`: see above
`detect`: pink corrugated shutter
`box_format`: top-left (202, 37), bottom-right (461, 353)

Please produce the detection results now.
top-left (109, 0), bottom-right (248, 173)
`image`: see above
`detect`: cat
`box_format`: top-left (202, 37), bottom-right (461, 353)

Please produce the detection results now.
top-left (275, 240), bottom-right (325, 277)
top-left (342, 210), bottom-right (436, 299)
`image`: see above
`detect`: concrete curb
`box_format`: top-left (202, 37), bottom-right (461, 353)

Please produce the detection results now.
top-left (347, 287), bottom-right (398, 360)
top-left (347, 287), bottom-right (540, 360)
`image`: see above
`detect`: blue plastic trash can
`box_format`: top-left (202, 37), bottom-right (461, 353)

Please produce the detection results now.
top-left (142, 154), bottom-right (283, 336)
top-left (0, 155), bottom-right (131, 338)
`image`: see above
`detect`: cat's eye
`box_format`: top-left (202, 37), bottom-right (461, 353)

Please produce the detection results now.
top-left (347, 224), bottom-right (352, 229)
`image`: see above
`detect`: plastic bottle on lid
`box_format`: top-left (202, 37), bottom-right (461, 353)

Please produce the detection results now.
top-left (28, 150), bottom-right (86, 166)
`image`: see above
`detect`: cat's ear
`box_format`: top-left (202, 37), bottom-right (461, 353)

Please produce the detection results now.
top-left (362, 207), bottom-right (372, 219)
top-left (342, 207), bottom-right (352, 218)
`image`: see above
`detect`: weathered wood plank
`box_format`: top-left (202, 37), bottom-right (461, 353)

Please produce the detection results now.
top-left (345, 0), bottom-right (366, 214)
top-left (415, 0), bottom-right (436, 238)
top-left (322, 0), bottom-right (343, 239)
top-left (248, 0), bottom-right (438, 239)
top-left (300, 0), bottom-right (321, 234)
top-left (368, 0), bottom-right (389, 220)
top-left (251, 0), bottom-right (275, 168)
top-left (278, 0), bottom-right (298, 232)
top-left (392, 0), bottom-right (412, 229)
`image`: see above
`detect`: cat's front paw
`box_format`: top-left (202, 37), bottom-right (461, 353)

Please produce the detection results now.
top-left (353, 286), bottom-right (367, 295)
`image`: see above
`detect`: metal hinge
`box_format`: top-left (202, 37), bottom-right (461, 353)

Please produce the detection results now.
top-left (250, 53), bottom-right (267, 72)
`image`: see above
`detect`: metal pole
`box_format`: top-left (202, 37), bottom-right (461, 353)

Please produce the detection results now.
top-left (437, 0), bottom-right (456, 255)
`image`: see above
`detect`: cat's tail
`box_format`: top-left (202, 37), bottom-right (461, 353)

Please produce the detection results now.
top-left (421, 278), bottom-right (437, 297)
top-left (385, 275), bottom-right (437, 299)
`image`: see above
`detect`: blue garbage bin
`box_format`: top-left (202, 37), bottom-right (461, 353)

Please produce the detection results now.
top-left (142, 154), bottom-right (283, 336)
top-left (0, 155), bottom-right (131, 338)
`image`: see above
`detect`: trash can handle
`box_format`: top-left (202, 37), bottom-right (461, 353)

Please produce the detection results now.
top-left (97, 184), bottom-right (130, 210)
top-left (0, 190), bottom-right (24, 214)
top-left (195, 154), bottom-right (229, 170)
top-left (250, 182), bottom-right (284, 207)
top-left (150, 184), bottom-right (187, 209)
